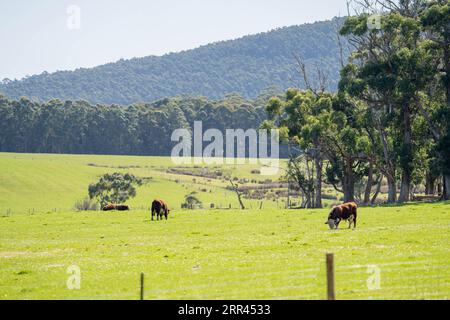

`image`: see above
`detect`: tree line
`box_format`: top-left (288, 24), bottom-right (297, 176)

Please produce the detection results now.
top-left (265, 0), bottom-right (450, 204)
top-left (0, 93), bottom-right (271, 156)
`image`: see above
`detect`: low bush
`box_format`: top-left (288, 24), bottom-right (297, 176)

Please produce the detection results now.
top-left (74, 198), bottom-right (99, 211)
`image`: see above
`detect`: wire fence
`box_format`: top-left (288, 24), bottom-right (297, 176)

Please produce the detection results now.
top-left (0, 254), bottom-right (447, 300)
top-left (132, 255), bottom-right (448, 300)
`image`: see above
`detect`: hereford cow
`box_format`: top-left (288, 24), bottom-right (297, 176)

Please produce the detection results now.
top-left (325, 202), bottom-right (358, 229)
top-left (102, 204), bottom-right (117, 211)
top-left (102, 204), bottom-right (130, 211)
top-left (151, 199), bottom-right (170, 220)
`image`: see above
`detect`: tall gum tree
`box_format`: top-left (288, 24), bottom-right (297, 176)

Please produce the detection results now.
top-left (339, 1), bottom-right (436, 202)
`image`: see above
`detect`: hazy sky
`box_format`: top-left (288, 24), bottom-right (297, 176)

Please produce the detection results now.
top-left (0, 0), bottom-right (348, 80)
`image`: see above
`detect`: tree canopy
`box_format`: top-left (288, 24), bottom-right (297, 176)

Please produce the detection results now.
top-left (88, 173), bottom-right (142, 207)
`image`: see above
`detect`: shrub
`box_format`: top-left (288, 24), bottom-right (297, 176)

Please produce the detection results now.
top-left (75, 198), bottom-right (99, 211)
top-left (182, 192), bottom-right (203, 209)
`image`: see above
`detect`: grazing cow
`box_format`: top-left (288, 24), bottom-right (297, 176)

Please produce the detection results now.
top-left (325, 202), bottom-right (358, 229)
top-left (102, 204), bottom-right (130, 211)
top-left (151, 199), bottom-right (170, 220)
top-left (102, 204), bottom-right (117, 211)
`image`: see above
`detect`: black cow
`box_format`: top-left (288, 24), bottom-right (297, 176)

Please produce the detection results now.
top-left (151, 199), bottom-right (170, 220)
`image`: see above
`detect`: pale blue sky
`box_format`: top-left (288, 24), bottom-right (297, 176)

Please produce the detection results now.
top-left (0, 0), bottom-right (348, 80)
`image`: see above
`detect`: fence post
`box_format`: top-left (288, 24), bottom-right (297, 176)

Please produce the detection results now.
top-left (326, 253), bottom-right (335, 300)
top-left (140, 272), bottom-right (144, 300)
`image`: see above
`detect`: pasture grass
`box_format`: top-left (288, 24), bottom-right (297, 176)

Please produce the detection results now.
top-left (0, 153), bottom-right (286, 213)
top-left (0, 152), bottom-right (448, 299)
top-left (0, 202), bottom-right (448, 300)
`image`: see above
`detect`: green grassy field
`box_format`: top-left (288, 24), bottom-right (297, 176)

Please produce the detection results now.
top-left (0, 153), bottom-right (287, 213)
top-left (0, 153), bottom-right (449, 300)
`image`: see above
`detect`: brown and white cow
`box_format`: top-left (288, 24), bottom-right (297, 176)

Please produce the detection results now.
top-left (151, 199), bottom-right (170, 220)
top-left (102, 204), bottom-right (130, 211)
top-left (102, 204), bottom-right (117, 211)
top-left (325, 202), bottom-right (357, 229)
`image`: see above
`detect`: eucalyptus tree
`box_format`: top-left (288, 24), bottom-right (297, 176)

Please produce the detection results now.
top-left (419, 0), bottom-right (450, 199)
top-left (321, 93), bottom-right (371, 203)
top-left (266, 87), bottom-right (372, 204)
top-left (88, 173), bottom-right (143, 207)
top-left (339, 0), bottom-right (435, 202)
top-left (265, 88), bottom-right (325, 207)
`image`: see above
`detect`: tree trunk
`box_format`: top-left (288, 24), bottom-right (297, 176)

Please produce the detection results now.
top-left (315, 156), bottom-right (323, 208)
top-left (343, 158), bottom-right (355, 202)
top-left (229, 180), bottom-right (245, 210)
top-left (442, 35), bottom-right (450, 201)
top-left (399, 170), bottom-right (412, 203)
top-left (378, 122), bottom-right (397, 203)
top-left (445, 40), bottom-right (450, 107)
top-left (425, 172), bottom-right (436, 195)
top-left (399, 103), bottom-right (413, 203)
top-left (444, 174), bottom-right (450, 201)
top-left (287, 180), bottom-right (291, 209)
top-left (437, 180), bottom-right (443, 196)
top-left (304, 193), bottom-right (311, 209)
top-left (387, 175), bottom-right (397, 203)
top-left (237, 194), bottom-right (245, 210)
top-left (363, 158), bottom-right (374, 204)
top-left (371, 175), bottom-right (383, 205)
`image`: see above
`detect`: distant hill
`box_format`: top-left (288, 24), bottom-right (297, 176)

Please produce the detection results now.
top-left (0, 18), bottom-right (348, 105)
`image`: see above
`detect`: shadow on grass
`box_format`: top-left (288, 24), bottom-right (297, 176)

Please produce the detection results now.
top-left (360, 200), bottom-right (449, 209)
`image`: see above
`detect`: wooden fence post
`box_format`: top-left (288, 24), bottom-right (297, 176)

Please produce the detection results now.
top-left (326, 253), bottom-right (335, 300)
top-left (140, 272), bottom-right (144, 300)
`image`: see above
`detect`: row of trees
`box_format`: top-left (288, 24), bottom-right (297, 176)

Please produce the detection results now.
top-left (265, 0), bottom-right (449, 205)
top-left (0, 93), bottom-right (269, 156)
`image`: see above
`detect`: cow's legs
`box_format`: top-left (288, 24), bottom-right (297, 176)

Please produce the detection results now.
top-left (335, 219), bottom-right (341, 229)
top-left (348, 216), bottom-right (354, 229)
top-left (151, 210), bottom-right (154, 221)
top-left (353, 217), bottom-right (357, 229)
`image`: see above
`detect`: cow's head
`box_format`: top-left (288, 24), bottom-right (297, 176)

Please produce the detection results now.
top-left (325, 207), bottom-right (337, 229)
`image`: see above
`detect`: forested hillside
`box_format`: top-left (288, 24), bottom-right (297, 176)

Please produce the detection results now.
top-left (0, 18), bottom-right (347, 105)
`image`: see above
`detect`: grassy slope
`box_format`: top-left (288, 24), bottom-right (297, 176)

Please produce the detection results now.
top-left (0, 153), bottom-right (285, 213)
